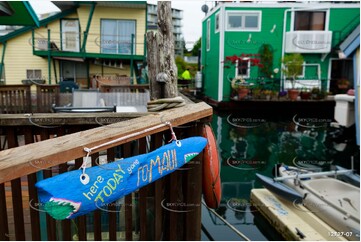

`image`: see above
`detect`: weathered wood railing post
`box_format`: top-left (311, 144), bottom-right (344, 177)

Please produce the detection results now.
top-left (146, 1), bottom-right (178, 100)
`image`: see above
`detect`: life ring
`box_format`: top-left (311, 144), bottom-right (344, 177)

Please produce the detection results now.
top-left (202, 124), bottom-right (222, 209)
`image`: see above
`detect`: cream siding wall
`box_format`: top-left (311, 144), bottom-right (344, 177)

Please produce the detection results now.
top-left (0, 5), bottom-right (145, 86)
top-left (79, 6), bottom-right (146, 55)
top-left (1, 32), bottom-right (60, 85)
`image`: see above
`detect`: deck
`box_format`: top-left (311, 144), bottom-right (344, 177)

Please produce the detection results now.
top-left (0, 100), bottom-right (213, 241)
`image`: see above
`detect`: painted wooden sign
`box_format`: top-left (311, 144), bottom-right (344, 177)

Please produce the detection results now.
top-left (35, 137), bottom-right (207, 220)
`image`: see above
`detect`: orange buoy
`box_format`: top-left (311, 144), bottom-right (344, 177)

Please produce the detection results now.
top-left (202, 124), bottom-right (222, 209)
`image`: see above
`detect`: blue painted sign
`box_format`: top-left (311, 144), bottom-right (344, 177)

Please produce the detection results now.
top-left (35, 137), bottom-right (207, 220)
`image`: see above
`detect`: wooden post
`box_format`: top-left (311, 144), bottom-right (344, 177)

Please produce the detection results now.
top-left (146, 1), bottom-right (178, 100)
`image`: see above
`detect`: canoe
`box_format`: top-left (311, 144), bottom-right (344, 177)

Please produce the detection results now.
top-left (279, 166), bottom-right (360, 241)
top-left (256, 174), bottom-right (303, 204)
top-left (336, 165), bottom-right (360, 187)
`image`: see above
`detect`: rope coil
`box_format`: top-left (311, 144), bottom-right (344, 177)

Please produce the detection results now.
top-left (147, 96), bottom-right (186, 112)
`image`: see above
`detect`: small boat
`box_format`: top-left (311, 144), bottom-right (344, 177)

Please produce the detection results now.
top-left (275, 166), bottom-right (360, 240)
top-left (255, 174), bottom-right (303, 204)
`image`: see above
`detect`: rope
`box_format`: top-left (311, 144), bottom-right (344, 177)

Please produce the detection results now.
top-left (147, 96), bottom-right (186, 112)
top-left (202, 201), bottom-right (251, 241)
top-left (80, 121), bottom-right (178, 184)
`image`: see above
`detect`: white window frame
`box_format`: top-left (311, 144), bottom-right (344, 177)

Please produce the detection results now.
top-left (235, 59), bottom-right (251, 79)
top-left (101, 19), bottom-right (136, 55)
top-left (292, 10), bottom-right (329, 31)
top-left (215, 12), bottom-right (220, 33)
top-left (207, 19), bottom-right (211, 51)
top-left (226, 11), bottom-right (262, 32)
top-left (26, 69), bottom-right (42, 80)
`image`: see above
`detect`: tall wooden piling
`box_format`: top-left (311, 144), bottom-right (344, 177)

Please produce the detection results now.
top-left (146, 1), bottom-right (178, 100)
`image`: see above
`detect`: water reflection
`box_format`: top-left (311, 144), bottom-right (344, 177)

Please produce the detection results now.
top-left (203, 112), bottom-right (359, 241)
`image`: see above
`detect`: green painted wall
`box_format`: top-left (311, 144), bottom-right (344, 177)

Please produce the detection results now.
top-left (222, 7), bottom-right (287, 100)
top-left (202, 10), bottom-right (220, 101)
top-left (202, 4), bottom-right (360, 102)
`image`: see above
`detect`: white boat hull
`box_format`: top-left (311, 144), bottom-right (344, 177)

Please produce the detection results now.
top-left (280, 167), bottom-right (360, 241)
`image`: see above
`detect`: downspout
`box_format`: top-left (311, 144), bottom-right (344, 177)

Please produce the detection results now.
top-left (52, 59), bottom-right (58, 84)
top-left (81, 2), bottom-right (96, 54)
top-left (281, 8), bottom-right (293, 91)
top-left (353, 50), bottom-right (360, 145)
top-left (144, 4), bottom-right (147, 62)
top-left (32, 29), bottom-right (35, 53)
top-left (218, 5), bottom-right (225, 102)
top-left (0, 42), bottom-right (7, 81)
top-left (47, 29), bottom-right (51, 84)
top-left (130, 34), bottom-right (135, 84)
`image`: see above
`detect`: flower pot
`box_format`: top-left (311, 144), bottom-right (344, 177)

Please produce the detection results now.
top-left (300, 92), bottom-right (311, 100)
top-left (238, 88), bottom-right (249, 100)
top-left (288, 89), bottom-right (299, 101)
top-left (338, 84), bottom-right (349, 90)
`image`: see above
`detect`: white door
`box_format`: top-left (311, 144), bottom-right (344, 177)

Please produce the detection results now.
top-left (61, 19), bottom-right (80, 52)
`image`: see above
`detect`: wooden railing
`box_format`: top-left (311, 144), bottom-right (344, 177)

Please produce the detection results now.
top-left (0, 84), bottom-right (151, 114)
top-left (0, 85), bottom-right (31, 114)
top-left (0, 102), bottom-right (213, 241)
top-left (100, 84), bottom-right (149, 93)
top-left (36, 84), bottom-right (60, 113)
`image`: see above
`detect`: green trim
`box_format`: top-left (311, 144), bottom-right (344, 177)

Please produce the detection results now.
top-left (144, 5), bottom-right (147, 60)
top-left (0, 2), bottom-right (39, 27)
top-left (23, 2), bottom-right (40, 27)
top-left (32, 29), bottom-right (35, 53)
top-left (0, 7), bottom-right (78, 43)
top-left (82, 3), bottom-right (96, 53)
top-left (48, 29), bottom-right (51, 84)
top-left (86, 61), bottom-right (90, 88)
top-left (53, 58), bottom-right (58, 83)
top-left (130, 34), bottom-right (134, 84)
top-left (34, 50), bottom-right (144, 60)
top-left (0, 42), bottom-right (7, 80)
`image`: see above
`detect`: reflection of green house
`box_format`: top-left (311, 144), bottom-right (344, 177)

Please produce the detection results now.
top-left (0, 1), bottom-right (147, 87)
top-left (201, 2), bottom-right (360, 102)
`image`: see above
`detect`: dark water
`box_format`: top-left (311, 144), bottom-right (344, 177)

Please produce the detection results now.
top-left (201, 111), bottom-right (359, 241)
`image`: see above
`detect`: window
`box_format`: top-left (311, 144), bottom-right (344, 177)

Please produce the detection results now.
top-left (226, 11), bottom-right (261, 31)
top-left (26, 69), bottom-right (42, 80)
top-left (101, 19), bottom-right (136, 54)
top-left (215, 12), bottom-right (220, 33)
top-left (207, 19), bottom-right (210, 51)
top-left (294, 11), bottom-right (326, 31)
top-left (61, 19), bottom-right (80, 52)
top-left (236, 59), bottom-right (250, 78)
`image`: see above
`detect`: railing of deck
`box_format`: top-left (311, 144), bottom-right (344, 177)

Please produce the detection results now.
top-left (0, 102), bottom-right (212, 241)
top-left (0, 84), bottom-right (150, 114)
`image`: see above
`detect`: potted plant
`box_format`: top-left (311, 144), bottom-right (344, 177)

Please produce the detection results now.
top-left (337, 78), bottom-right (350, 90)
top-left (300, 88), bottom-right (311, 100)
top-left (281, 53), bottom-right (304, 101)
top-left (271, 90), bottom-right (279, 100)
top-left (252, 88), bottom-right (262, 99)
top-left (262, 90), bottom-right (272, 100)
top-left (278, 90), bottom-right (287, 101)
top-left (231, 77), bottom-right (249, 100)
top-left (311, 87), bottom-right (326, 100)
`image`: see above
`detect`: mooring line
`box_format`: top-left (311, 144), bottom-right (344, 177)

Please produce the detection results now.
top-left (202, 201), bottom-right (251, 241)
